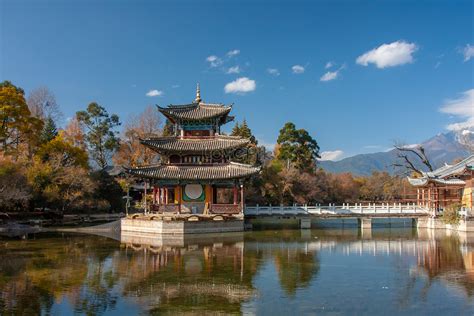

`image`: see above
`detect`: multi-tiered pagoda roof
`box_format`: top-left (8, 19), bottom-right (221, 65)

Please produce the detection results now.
top-left (125, 84), bottom-right (260, 186)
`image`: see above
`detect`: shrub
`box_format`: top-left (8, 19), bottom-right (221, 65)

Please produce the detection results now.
top-left (441, 203), bottom-right (462, 225)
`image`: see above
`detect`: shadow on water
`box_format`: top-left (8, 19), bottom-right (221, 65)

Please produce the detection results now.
top-left (0, 226), bottom-right (473, 315)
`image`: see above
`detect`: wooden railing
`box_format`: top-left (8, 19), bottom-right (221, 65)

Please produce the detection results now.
top-left (210, 204), bottom-right (241, 215)
top-left (153, 204), bottom-right (181, 213)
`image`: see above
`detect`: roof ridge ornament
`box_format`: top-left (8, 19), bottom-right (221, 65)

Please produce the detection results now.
top-left (195, 83), bottom-right (202, 103)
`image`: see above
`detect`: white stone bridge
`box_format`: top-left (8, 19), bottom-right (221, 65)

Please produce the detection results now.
top-left (244, 203), bottom-right (430, 217)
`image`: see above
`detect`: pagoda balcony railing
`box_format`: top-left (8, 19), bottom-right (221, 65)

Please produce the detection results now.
top-left (152, 204), bottom-right (181, 214)
top-left (167, 162), bottom-right (227, 166)
top-left (210, 204), bottom-right (241, 215)
top-left (151, 203), bottom-right (242, 215)
top-left (180, 135), bottom-right (218, 139)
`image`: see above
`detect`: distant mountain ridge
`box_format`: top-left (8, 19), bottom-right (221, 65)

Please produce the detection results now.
top-left (319, 132), bottom-right (469, 176)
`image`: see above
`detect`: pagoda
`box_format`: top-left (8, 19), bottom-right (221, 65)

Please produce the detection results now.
top-left (125, 85), bottom-right (260, 217)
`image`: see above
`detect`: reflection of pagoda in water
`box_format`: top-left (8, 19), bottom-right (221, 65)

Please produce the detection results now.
top-left (126, 85), bottom-right (260, 216)
top-left (117, 236), bottom-right (261, 314)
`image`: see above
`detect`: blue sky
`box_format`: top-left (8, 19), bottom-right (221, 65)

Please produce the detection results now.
top-left (1, 0), bottom-right (473, 160)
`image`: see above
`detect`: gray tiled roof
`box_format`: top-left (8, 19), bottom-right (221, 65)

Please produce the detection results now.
top-left (408, 154), bottom-right (473, 187)
top-left (423, 155), bottom-right (474, 178)
top-left (158, 102), bottom-right (232, 121)
top-left (407, 177), bottom-right (466, 187)
top-left (141, 135), bottom-right (249, 153)
top-left (125, 162), bottom-right (260, 180)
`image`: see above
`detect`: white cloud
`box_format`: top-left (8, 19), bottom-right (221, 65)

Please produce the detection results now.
top-left (320, 150), bottom-right (344, 161)
top-left (320, 71), bottom-right (338, 82)
top-left (226, 66), bottom-right (241, 74)
top-left (462, 44), bottom-right (474, 62)
top-left (146, 89), bottom-right (164, 97)
top-left (292, 65), bottom-right (305, 74)
top-left (356, 41), bottom-right (418, 69)
top-left (172, 84), bottom-right (180, 88)
top-left (320, 64), bottom-right (345, 82)
top-left (227, 49), bottom-right (240, 57)
top-left (206, 55), bottom-right (223, 67)
top-left (325, 62), bottom-right (334, 69)
top-left (439, 89), bottom-right (474, 131)
top-left (224, 77), bottom-right (256, 94)
top-left (267, 68), bottom-right (280, 76)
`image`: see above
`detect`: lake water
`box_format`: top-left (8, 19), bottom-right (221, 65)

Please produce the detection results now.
top-left (1, 228), bottom-right (473, 315)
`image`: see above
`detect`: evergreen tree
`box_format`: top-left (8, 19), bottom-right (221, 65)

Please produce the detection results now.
top-left (40, 116), bottom-right (58, 143)
top-left (231, 122), bottom-right (241, 136)
top-left (230, 120), bottom-right (262, 165)
top-left (76, 102), bottom-right (121, 169)
top-left (276, 122), bottom-right (320, 172)
top-left (239, 119), bottom-right (257, 145)
top-left (163, 119), bottom-right (175, 136)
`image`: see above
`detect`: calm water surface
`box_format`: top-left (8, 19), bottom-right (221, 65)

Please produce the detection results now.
top-left (0, 228), bottom-right (473, 315)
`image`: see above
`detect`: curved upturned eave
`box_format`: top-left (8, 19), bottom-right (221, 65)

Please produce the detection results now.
top-left (124, 162), bottom-right (261, 181)
top-left (407, 176), bottom-right (466, 187)
top-left (156, 103), bottom-right (233, 123)
top-left (140, 136), bottom-right (250, 154)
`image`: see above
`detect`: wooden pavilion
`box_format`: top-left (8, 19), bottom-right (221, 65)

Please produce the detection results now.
top-left (407, 155), bottom-right (474, 216)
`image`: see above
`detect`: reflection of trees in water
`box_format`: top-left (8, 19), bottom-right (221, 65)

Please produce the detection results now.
top-left (73, 261), bottom-right (120, 315)
top-left (244, 230), bottom-right (321, 296)
top-left (0, 234), bottom-right (119, 315)
top-left (273, 250), bottom-right (319, 296)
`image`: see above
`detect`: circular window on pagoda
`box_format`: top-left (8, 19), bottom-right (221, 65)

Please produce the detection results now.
top-left (184, 184), bottom-right (204, 201)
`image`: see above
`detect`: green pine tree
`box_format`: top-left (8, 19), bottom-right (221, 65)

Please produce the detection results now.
top-left (163, 119), bottom-right (175, 136)
top-left (239, 119), bottom-right (257, 145)
top-left (40, 116), bottom-right (58, 143)
top-left (276, 122), bottom-right (320, 171)
top-left (231, 122), bottom-right (241, 136)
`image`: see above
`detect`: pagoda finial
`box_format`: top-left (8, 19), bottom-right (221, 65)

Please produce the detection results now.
top-left (195, 83), bottom-right (202, 103)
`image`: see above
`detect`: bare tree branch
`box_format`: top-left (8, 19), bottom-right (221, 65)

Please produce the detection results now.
top-left (393, 142), bottom-right (435, 176)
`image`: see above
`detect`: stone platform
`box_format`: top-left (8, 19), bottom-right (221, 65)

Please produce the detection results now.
top-left (417, 217), bottom-right (474, 232)
top-left (121, 213), bottom-right (244, 234)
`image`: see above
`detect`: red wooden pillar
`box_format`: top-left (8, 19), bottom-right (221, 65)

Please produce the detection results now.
top-left (177, 185), bottom-right (181, 213)
top-left (165, 187), bottom-right (169, 204)
top-left (422, 189), bottom-right (425, 207)
top-left (240, 184), bottom-right (244, 213)
top-left (153, 186), bottom-right (158, 205)
top-left (233, 186), bottom-right (238, 205)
